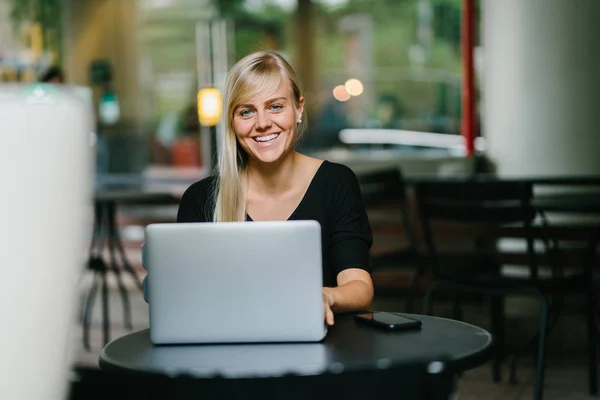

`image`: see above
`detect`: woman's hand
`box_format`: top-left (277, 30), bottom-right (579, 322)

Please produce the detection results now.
top-left (322, 287), bottom-right (336, 326)
top-left (322, 269), bottom-right (374, 327)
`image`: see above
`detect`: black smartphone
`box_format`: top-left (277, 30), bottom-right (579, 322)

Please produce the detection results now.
top-left (355, 312), bottom-right (422, 331)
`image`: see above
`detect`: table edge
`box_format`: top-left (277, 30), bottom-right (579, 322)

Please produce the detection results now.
top-left (98, 314), bottom-right (494, 378)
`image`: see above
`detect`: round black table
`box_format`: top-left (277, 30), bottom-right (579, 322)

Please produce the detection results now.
top-left (99, 313), bottom-right (492, 379)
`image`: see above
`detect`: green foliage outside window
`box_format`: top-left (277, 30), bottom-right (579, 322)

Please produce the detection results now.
top-left (9, 0), bottom-right (63, 64)
top-left (216, 0), bottom-right (465, 131)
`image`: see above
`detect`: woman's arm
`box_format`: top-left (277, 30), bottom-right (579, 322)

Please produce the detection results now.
top-left (324, 164), bottom-right (374, 325)
top-left (323, 268), bottom-right (374, 326)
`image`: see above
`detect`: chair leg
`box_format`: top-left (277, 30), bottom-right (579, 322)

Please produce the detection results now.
top-left (405, 264), bottom-right (423, 313)
top-left (82, 270), bottom-right (99, 351)
top-left (112, 210), bottom-right (143, 291)
top-left (490, 296), bottom-right (505, 384)
top-left (82, 204), bottom-right (103, 351)
top-left (101, 269), bottom-right (110, 346)
top-left (452, 294), bottom-right (463, 321)
top-left (422, 284), bottom-right (436, 315)
top-left (509, 356), bottom-right (518, 385)
top-left (533, 293), bottom-right (549, 400)
top-left (106, 205), bottom-right (132, 330)
top-left (587, 288), bottom-right (598, 395)
top-left (476, 293), bottom-right (485, 309)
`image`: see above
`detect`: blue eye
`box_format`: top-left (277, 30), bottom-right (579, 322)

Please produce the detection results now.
top-left (269, 104), bottom-right (283, 112)
top-left (239, 109), bottom-right (253, 118)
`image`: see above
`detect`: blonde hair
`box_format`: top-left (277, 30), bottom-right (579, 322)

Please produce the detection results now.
top-left (213, 51), bottom-right (306, 222)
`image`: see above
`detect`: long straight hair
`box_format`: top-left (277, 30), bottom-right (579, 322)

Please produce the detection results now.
top-left (213, 51), bottom-right (306, 222)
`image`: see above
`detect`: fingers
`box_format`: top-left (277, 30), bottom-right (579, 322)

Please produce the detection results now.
top-left (324, 303), bottom-right (335, 326)
top-left (322, 288), bottom-right (335, 326)
top-left (326, 307), bottom-right (334, 326)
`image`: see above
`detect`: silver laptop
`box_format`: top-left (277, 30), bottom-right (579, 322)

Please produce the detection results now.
top-left (145, 220), bottom-right (326, 345)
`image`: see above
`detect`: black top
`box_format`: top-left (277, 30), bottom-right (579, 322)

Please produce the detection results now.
top-left (176, 161), bottom-right (373, 287)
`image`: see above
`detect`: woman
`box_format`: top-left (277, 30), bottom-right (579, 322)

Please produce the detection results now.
top-left (176, 50), bottom-right (374, 326)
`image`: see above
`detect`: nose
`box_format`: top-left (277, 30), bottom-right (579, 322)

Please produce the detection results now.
top-left (255, 110), bottom-right (272, 130)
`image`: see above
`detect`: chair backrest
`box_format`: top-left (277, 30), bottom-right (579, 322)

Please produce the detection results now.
top-left (415, 180), bottom-right (536, 224)
top-left (356, 168), bottom-right (416, 249)
top-left (533, 187), bottom-right (600, 278)
top-left (414, 180), bottom-right (539, 278)
top-left (357, 168), bottom-right (408, 205)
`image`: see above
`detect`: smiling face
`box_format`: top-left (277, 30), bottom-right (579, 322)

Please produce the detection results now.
top-left (231, 76), bottom-right (304, 166)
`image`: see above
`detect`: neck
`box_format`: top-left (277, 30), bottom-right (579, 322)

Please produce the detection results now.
top-left (247, 151), bottom-right (300, 195)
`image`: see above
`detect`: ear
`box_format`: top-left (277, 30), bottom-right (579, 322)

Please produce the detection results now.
top-left (296, 96), bottom-right (305, 122)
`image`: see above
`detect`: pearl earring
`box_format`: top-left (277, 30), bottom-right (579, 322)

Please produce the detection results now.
top-left (297, 119), bottom-right (302, 123)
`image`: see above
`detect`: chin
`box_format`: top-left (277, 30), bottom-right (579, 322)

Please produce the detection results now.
top-left (252, 151), bottom-right (286, 164)
top-left (247, 143), bottom-right (293, 165)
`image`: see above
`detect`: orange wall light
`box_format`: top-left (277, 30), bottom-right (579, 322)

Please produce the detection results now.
top-left (197, 88), bottom-right (222, 126)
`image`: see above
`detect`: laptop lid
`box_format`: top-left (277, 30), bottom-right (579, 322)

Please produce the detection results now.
top-left (145, 220), bottom-right (325, 344)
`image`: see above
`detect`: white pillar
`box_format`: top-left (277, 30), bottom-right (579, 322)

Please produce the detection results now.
top-left (482, 0), bottom-right (600, 177)
top-left (0, 84), bottom-right (93, 400)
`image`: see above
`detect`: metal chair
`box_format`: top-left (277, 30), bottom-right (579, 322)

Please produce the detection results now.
top-left (356, 168), bottom-right (422, 312)
top-left (414, 180), bottom-right (549, 400)
top-left (533, 193), bottom-right (600, 395)
top-left (82, 198), bottom-right (142, 350)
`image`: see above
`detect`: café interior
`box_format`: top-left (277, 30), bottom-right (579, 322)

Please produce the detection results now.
top-left (1, 0), bottom-right (599, 399)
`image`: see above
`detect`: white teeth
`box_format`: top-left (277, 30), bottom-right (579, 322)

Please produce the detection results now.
top-left (254, 134), bottom-right (279, 142)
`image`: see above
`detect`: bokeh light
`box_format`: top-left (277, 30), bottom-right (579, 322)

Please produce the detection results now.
top-left (344, 78), bottom-right (364, 96)
top-left (333, 85), bottom-right (351, 102)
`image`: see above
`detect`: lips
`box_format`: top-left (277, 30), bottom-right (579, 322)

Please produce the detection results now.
top-left (253, 133), bottom-right (280, 143)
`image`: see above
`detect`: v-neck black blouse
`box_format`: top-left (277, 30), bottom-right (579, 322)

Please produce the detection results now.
top-left (176, 160), bottom-right (373, 287)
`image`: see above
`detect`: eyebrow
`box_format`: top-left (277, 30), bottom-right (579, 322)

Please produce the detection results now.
top-left (236, 97), bottom-right (288, 109)
top-left (265, 97), bottom-right (287, 104)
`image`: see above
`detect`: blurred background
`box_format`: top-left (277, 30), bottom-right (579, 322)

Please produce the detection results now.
top-left (0, 0), bottom-right (475, 176)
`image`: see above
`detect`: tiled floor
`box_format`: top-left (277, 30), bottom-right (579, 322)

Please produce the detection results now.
top-left (72, 271), bottom-right (598, 400)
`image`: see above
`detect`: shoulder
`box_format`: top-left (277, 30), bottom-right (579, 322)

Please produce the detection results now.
top-left (311, 161), bottom-right (364, 208)
top-left (178, 175), bottom-right (218, 222)
top-left (182, 175), bottom-right (218, 200)
top-left (318, 160), bottom-right (360, 186)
